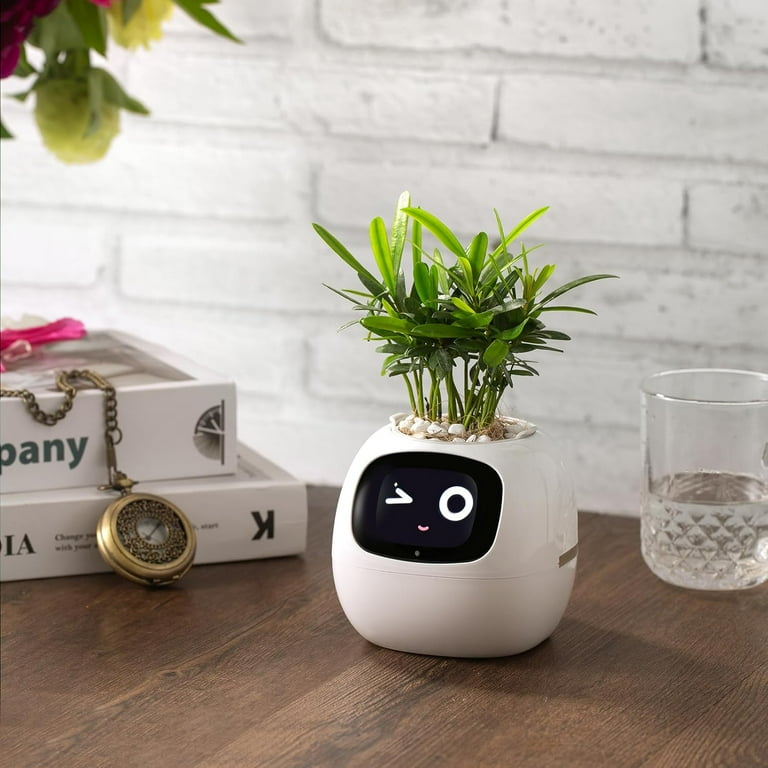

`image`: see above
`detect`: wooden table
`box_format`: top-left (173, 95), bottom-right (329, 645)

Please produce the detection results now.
top-left (2, 487), bottom-right (766, 768)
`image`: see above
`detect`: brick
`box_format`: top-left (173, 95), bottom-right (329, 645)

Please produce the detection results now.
top-left (0, 120), bottom-right (295, 220)
top-left (506, 335), bottom-right (767, 430)
top-left (307, 329), bottom-right (405, 405)
top-left (320, 0), bottom-right (700, 63)
top-left (125, 54), bottom-right (284, 128)
top-left (317, 163), bottom-right (683, 246)
top-left (281, 67), bottom-right (496, 144)
top-left (706, 0), bottom-right (768, 69)
top-left (121, 310), bottom-right (305, 396)
top-left (83, 58), bottom-right (496, 143)
top-left (0, 206), bottom-right (109, 286)
top-left (119, 234), bottom-right (287, 307)
top-left (688, 183), bottom-right (768, 253)
top-left (119, 228), bottom-right (366, 313)
top-left (559, 258), bottom-right (767, 348)
top-left (498, 74), bottom-right (768, 164)
top-left (555, 422), bottom-right (640, 514)
top-left (0, 288), bottom-right (108, 332)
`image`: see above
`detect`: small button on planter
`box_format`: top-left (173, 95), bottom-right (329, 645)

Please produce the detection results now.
top-left (332, 423), bottom-right (578, 658)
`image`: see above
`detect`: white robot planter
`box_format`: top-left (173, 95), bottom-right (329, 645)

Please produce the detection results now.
top-left (332, 422), bottom-right (578, 658)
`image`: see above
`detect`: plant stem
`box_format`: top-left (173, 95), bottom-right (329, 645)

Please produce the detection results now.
top-left (402, 374), bottom-right (417, 414)
top-left (415, 366), bottom-right (425, 417)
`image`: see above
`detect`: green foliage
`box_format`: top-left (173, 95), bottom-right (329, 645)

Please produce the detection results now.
top-left (2, 0), bottom-right (240, 156)
top-left (314, 192), bottom-right (617, 431)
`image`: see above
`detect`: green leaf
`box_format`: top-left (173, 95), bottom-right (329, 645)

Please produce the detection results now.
top-left (173, 0), bottom-right (243, 43)
top-left (411, 324), bottom-right (477, 339)
top-left (429, 348), bottom-right (455, 377)
top-left (430, 263), bottom-right (443, 297)
top-left (323, 283), bottom-right (371, 308)
top-left (530, 263), bottom-right (556, 296)
top-left (536, 329), bottom-right (572, 341)
top-left (467, 231), bottom-right (488, 278)
top-left (536, 274), bottom-right (618, 308)
top-left (453, 310), bottom-right (495, 329)
top-left (514, 343), bottom-right (564, 353)
top-left (85, 67), bottom-right (105, 136)
top-left (427, 249), bottom-right (450, 294)
top-left (357, 271), bottom-right (387, 299)
top-left (376, 342), bottom-right (408, 354)
top-left (67, 0), bottom-right (108, 56)
top-left (361, 316), bottom-right (414, 336)
top-left (491, 206), bottom-right (549, 259)
top-left (413, 261), bottom-right (435, 304)
top-left (483, 339), bottom-right (508, 367)
top-left (313, 223), bottom-right (385, 295)
top-left (493, 298), bottom-right (525, 314)
top-left (27, 2), bottom-right (84, 57)
top-left (369, 217), bottom-right (396, 296)
top-left (411, 217), bottom-right (422, 266)
top-left (451, 297), bottom-right (475, 314)
top-left (381, 353), bottom-right (406, 374)
top-left (496, 319), bottom-right (528, 341)
top-left (94, 68), bottom-right (149, 114)
top-left (456, 255), bottom-right (474, 290)
top-left (402, 207), bottom-right (466, 259)
top-left (386, 363), bottom-right (414, 376)
top-left (1, 119), bottom-right (13, 139)
top-left (390, 190), bottom-right (410, 279)
top-left (539, 305), bottom-right (598, 315)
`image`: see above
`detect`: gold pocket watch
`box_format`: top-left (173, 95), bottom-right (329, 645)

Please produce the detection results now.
top-left (97, 490), bottom-right (196, 586)
top-left (1, 369), bottom-right (196, 586)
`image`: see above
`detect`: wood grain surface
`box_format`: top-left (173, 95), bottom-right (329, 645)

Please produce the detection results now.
top-left (2, 486), bottom-right (766, 768)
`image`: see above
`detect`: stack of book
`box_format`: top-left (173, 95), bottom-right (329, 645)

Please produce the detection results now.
top-left (0, 331), bottom-right (308, 581)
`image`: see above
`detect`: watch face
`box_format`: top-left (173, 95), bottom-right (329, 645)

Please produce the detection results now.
top-left (352, 452), bottom-right (503, 563)
top-left (135, 516), bottom-right (170, 545)
top-left (114, 496), bottom-right (190, 565)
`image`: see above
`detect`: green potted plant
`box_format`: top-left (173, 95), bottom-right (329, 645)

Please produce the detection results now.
top-left (314, 191), bottom-right (617, 658)
top-left (314, 190), bottom-right (614, 439)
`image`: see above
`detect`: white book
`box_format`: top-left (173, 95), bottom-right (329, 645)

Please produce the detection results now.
top-left (0, 330), bottom-right (237, 493)
top-left (0, 444), bottom-right (307, 582)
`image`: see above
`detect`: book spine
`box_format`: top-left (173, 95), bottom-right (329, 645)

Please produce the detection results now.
top-left (1, 384), bottom-right (238, 493)
top-left (0, 483), bottom-right (307, 582)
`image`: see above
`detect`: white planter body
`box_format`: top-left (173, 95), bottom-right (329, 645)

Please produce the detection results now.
top-left (332, 424), bottom-right (578, 658)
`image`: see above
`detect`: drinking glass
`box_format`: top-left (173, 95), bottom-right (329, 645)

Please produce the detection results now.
top-left (641, 368), bottom-right (768, 590)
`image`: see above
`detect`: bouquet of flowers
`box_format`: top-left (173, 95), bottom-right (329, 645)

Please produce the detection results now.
top-left (0, 0), bottom-right (239, 163)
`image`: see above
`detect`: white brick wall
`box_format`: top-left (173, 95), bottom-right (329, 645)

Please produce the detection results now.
top-left (2, 0), bottom-right (767, 515)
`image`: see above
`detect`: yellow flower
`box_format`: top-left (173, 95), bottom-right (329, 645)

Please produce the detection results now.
top-left (108, 0), bottom-right (174, 51)
top-left (34, 79), bottom-right (120, 164)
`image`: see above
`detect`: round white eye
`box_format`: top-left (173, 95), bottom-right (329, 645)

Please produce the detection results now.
top-left (439, 486), bottom-right (474, 521)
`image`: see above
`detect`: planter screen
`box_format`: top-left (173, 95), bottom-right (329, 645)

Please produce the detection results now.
top-left (352, 452), bottom-right (503, 563)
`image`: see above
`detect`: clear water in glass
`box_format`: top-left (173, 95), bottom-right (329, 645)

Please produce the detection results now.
top-left (641, 470), bottom-right (768, 590)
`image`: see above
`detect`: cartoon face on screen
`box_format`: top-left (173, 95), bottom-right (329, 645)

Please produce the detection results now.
top-left (352, 452), bottom-right (503, 562)
top-left (375, 468), bottom-right (478, 549)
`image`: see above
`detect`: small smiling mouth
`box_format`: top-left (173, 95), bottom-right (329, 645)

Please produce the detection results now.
top-left (417, 525), bottom-right (430, 532)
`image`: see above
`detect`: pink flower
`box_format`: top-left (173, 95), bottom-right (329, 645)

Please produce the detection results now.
top-left (0, 0), bottom-right (61, 78)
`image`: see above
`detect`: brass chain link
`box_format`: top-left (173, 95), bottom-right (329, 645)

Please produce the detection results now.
top-left (0, 369), bottom-right (134, 492)
top-left (0, 378), bottom-right (76, 425)
top-left (0, 369), bottom-right (122, 443)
